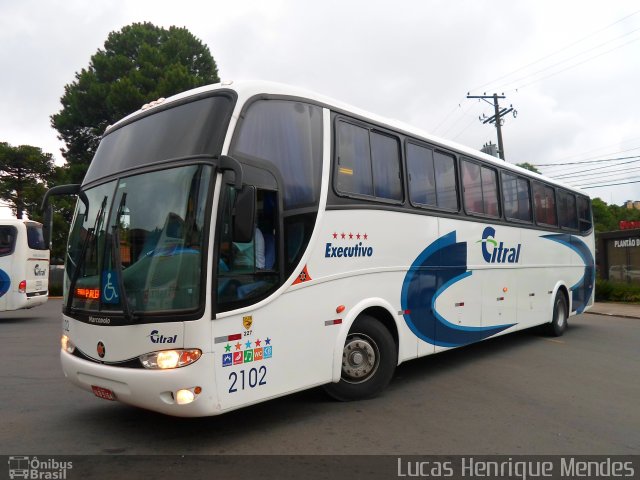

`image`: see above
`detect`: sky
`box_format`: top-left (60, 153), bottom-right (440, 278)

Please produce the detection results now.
top-left (2, 0), bottom-right (640, 219)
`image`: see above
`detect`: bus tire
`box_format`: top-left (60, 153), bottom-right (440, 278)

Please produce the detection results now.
top-left (547, 292), bottom-right (568, 337)
top-left (324, 315), bottom-right (397, 401)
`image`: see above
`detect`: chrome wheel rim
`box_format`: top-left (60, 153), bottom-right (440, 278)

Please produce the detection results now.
top-left (341, 333), bottom-right (379, 384)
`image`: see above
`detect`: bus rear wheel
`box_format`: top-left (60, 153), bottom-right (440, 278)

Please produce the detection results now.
top-left (324, 315), bottom-right (397, 401)
top-left (547, 292), bottom-right (568, 337)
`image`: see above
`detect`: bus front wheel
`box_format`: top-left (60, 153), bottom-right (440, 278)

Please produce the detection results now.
top-left (324, 315), bottom-right (397, 401)
top-left (547, 292), bottom-right (568, 337)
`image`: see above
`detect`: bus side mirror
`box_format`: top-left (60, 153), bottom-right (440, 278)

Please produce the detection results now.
top-left (218, 155), bottom-right (243, 190)
top-left (43, 204), bottom-right (53, 250)
top-left (232, 185), bottom-right (256, 243)
top-left (41, 183), bottom-right (89, 250)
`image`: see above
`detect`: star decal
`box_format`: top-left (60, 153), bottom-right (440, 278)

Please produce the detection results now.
top-left (349, 232), bottom-right (353, 239)
top-left (255, 339), bottom-right (262, 347)
top-left (265, 337), bottom-right (271, 345)
top-left (356, 233), bottom-right (361, 239)
top-left (332, 232), bottom-right (338, 239)
top-left (363, 233), bottom-right (368, 240)
top-left (224, 343), bottom-right (231, 352)
top-left (341, 232), bottom-right (346, 239)
top-left (245, 340), bottom-right (252, 349)
top-left (235, 342), bottom-right (242, 351)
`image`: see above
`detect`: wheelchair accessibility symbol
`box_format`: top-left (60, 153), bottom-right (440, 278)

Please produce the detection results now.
top-left (101, 270), bottom-right (120, 304)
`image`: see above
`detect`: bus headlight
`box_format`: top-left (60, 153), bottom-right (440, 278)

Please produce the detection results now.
top-left (61, 334), bottom-right (76, 354)
top-left (139, 349), bottom-right (202, 369)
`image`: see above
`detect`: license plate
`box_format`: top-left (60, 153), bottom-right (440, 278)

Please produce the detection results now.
top-left (91, 385), bottom-right (117, 401)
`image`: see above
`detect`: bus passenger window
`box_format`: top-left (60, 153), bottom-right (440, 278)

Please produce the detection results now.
top-left (336, 122), bottom-right (373, 197)
top-left (558, 190), bottom-right (578, 230)
top-left (26, 224), bottom-right (47, 250)
top-left (533, 182), bottom-right (557, 226)
top-left (462, 159), bottom-right (499, 217)
top-left (335, 121), bottom-right (403, 202)
top-left (0, 227), bottom-right (16, 256)
top-left (407, 143), bottom-right (437, 206)
top-left (577, 196), bottom-right (592, 233)
top-left (481, 167), bottom-right (499, 216)
top-left (370, 131), bottom-right (402, 201)
top-left (433, 151), bottom-right (458, 210)
top-left (502, 173), bottom-right (531, 222)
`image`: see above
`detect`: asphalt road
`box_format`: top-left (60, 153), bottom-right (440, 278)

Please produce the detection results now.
top-left (1, 299), bottom-right (638, 458)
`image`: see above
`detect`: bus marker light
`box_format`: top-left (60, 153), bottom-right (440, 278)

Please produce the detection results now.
top-left (214, 333), bottom-right (242, 344)
top-left (503, 287), bottom-right (508, 293)
top-left (324, 319), bottom-right (342, 326)
top-left (18, 280), bottom-right (26, 293)
top-left (91, 385), bottom-right (116, 401)
top-left (336, 305), bottom-right (345, 314)
top-left (455, 302), bottom-right (464, 307)
top-left (194, 386), bottom-right (202, 395)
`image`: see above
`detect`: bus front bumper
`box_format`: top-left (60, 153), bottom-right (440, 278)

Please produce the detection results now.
top-left (60, 350), bottom-right (221, 417)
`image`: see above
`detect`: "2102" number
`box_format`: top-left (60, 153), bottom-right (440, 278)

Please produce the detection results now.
top-left (228, 366), bottom-right (267, 393)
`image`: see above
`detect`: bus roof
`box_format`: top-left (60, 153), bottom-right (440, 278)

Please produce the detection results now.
top-left (0, 219), bottom-right (42, 227)
top-left (106, 80), bottom-right (587, 197)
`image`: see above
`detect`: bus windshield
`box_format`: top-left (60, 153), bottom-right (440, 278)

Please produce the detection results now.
top-left (65, 164), bottom-right (212, 318)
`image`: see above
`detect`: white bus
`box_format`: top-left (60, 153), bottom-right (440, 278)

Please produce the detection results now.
top-left (0, 219), bottom-right (49, 312)
top-left (45, 81), bottom-right (594, 416)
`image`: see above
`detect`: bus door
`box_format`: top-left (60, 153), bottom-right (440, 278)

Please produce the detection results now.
top-left (213, 172), bottom-right (286, 409)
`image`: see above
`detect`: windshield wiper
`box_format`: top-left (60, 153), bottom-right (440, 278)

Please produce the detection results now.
top-left (111, 193), bottom-right (134, 322)
top-left (66, 196), bottom-right (108, 312)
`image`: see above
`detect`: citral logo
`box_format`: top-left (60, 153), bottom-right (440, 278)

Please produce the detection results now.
top-left (148, 330), bottom-right (177, 344)
top-left (33, 264), bottom-right (47, 276)
top-left (478, 226), bottom-right (521, 264)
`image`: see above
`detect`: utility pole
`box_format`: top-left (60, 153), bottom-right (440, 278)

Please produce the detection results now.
top-left (466, 93), bottom-right (517, 160)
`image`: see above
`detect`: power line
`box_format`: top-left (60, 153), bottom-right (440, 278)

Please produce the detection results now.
top-left (550, 158), bottom-right (639, 179)
top-left (534, 155), bottom-right (640, 167)
top-left (548, 165), bottom-right (640, 181)
top-left (550, 136), bottom-right (640, 162)
top-left (431, 99), bottom-right (465, 134)
top-left (451, 113), bottom-right (481, 141)
top-left (578, 178), bottom-right (640, 189)
top-left (468, 9), bottom-right (640, 94)
top-left (508, 35), bottom-right (640, 92)
top-left (538, 152), bottom-right (640, 177)
top-left (439, 99), bottom-right (482, 137)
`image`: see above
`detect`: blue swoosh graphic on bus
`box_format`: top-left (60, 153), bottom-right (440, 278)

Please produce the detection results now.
top-left (0, 269), bottom-right (10, 298)
top-left (541, 234), bottom-right (594, 314)
top-left (401, 231), bottom-right (515, 348)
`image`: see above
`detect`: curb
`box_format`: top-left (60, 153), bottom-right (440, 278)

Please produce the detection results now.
top-left (584, 310), bottom-right (640, 320)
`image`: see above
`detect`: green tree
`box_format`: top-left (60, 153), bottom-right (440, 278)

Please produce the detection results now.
top-left (0, 142), bottom-right (54, 220)
top-left (516, 162), bottom-right (541, 174)
top-left (591, 197), bottom-right (640, 233)
top-left (51, 22), bottom-right (219, 182)
top-left (591, 197), bottom-right (616, 232)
